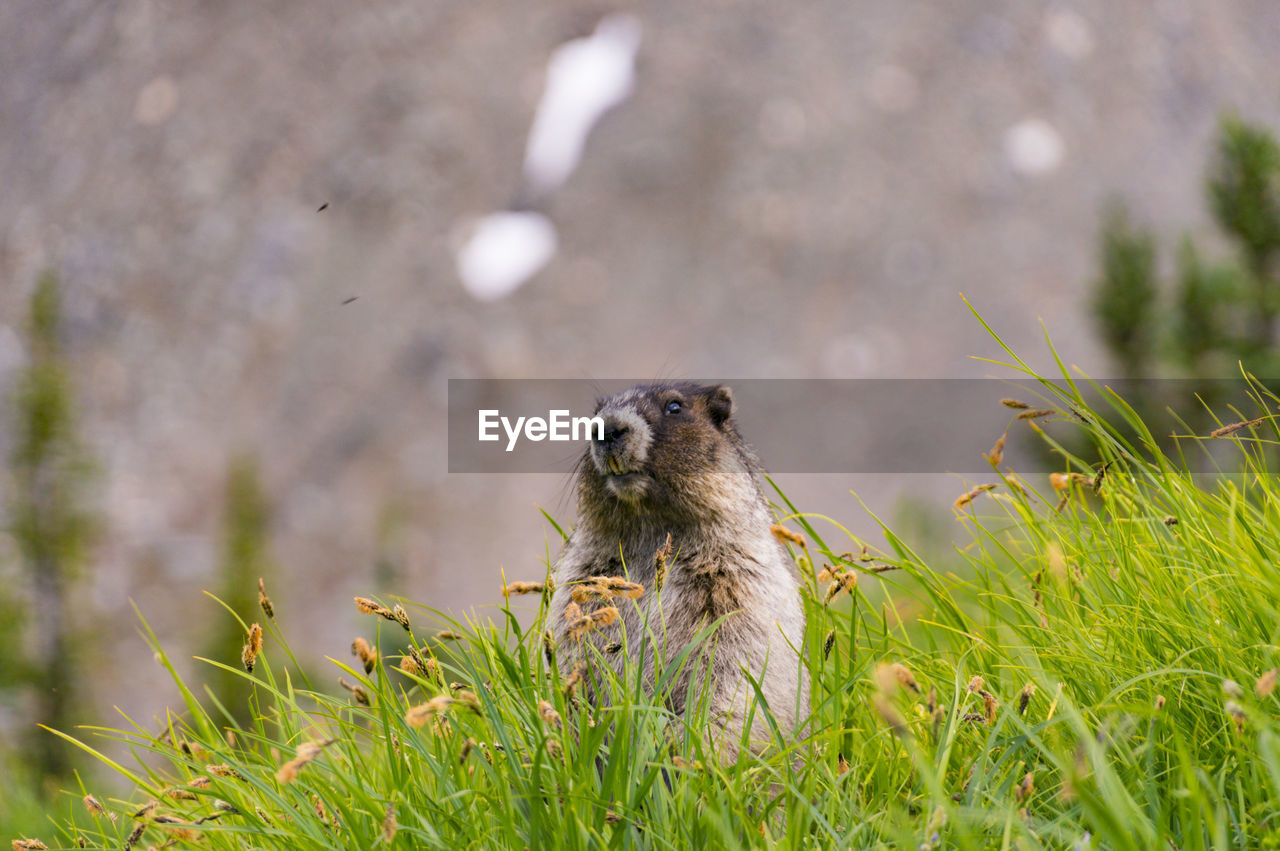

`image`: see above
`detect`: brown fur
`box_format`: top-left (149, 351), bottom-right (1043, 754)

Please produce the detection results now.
top-left (550, 383), bottom-right (808, 759)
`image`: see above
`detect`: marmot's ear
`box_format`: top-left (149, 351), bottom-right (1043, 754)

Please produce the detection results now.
top-left (706, 385), bottom-right (734, 427)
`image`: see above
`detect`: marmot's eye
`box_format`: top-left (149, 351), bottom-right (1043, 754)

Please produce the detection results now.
top-left (664, 400), bottom-right (682, 415)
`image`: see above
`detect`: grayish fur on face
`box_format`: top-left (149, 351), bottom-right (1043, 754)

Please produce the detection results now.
top-left (550, 382), bottom-right (809, 761)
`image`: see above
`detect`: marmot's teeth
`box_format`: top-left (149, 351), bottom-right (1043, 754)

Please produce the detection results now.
top-left (608, 457), bottom-right (626, 475)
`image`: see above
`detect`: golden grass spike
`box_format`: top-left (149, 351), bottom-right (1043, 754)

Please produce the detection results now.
top-left (1209, 416), bottom-right (1265, 438)
top-left (258, 577), bottom-right (274, 618)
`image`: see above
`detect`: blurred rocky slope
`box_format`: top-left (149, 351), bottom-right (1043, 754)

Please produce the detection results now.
top-left (1, 0), bottom-right (1277, 725)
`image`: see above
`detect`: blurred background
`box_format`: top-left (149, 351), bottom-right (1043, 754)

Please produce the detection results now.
top-left (2, 0), bottom-right (1279, 818)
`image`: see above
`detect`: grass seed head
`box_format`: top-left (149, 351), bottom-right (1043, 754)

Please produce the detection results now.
top-left (570, 583), bottom-right (610, 603)
top-left (503, 580), bottom-right (544, 597)
top-left (982, 690), bottom-right (999, 724)
top-left (1018, 682), bottom-right (1035, 715)
top-left (602, 577), bottom-right (645, 599)
top-left (392, 604), bottom-right (411, 631)
top-left (405, 695), bottom-right (455, 728)
top-left (542, 629), bottom-right (556, 664)
top-left (311, 795), bottom-right (331, 828)
top-left (891, 662), bottom-right (920, 694)
top-left (538, 699), bottom-right (562, 729)
top-left (1222, 679), bottom-right (1244, 698)
top-left (1154, 694), bottom-right (1166, 711)
top-left (985, 432), bottom-right (1007, 467)
top-left (564, 601), bottom-right (595, 640)
top-left (153, 815), bottom-right (199, 841)
top-left (436, 630), bottom-right (461, 641)
top-left (954, 484), bottom-right (997, 509)
top-left (1210, 416), bottom-right (1265, 438)
top-left (83, 795), bottom-right (105, 815)
top-left (381, 804), bottom-right (397, 843)
top-left (591, 606), bottom-right (619, 627)
top-left (124, 821), bottom-right (146, 848)
top-left (1001, 398), bottom-right (1031, 409)
top-left (770, 524), bottom-right (807, 548)
top-left (354, 596), bottom-right (381, 615)
top-left (655, 532), bottom-right (673, 591)
top-left (339, 677), bottom-right (371, 706)
top-left (241, 623), bottom-right (263, 672)
top-left (1256, 668), bottom-right (1278, 697)
top-left (1225, 700), bottom-right (1246, 733)
top-left (967, 675), bottom-right (985, 693)
top-left (258, 577), bottom-right (274, 618)
top-left (179, 739), bottom-right (206, 759)
top-left (564, 661), bottom-right (587, 697)
top-left (12, 841), bottom-right (49, 850)
top-left (351, 636), bottom-right (378, 673)
top-left (208, 764), bottom-right (246, 781)
top-left (1016, 408), bottom-right (1056, 421)
top-left (275, 738), bottom-right (334, 783)
top-left (1016, 771), bottom-right (1034, 803)
top-left (823, 568), bottom-right (857, 603)
top-left (822, 629), bottom-right (836, 659)
top-left (398, 653), bottom-right (422, 677)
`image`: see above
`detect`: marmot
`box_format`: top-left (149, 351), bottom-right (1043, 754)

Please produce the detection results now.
top-left (550, 382), bottom-right (808, 758)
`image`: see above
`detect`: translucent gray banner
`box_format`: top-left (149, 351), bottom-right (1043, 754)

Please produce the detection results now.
top-left (447, 378), bottom-right (1279, 474)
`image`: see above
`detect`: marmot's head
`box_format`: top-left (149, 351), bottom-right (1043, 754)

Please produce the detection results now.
top-left (579, 382), bottom-right (761, 525)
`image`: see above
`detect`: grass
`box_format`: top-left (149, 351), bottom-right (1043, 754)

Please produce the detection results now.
top-left (16, 341), bottom-right (1280, 849)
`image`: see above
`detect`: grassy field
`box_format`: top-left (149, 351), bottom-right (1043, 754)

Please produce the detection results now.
top-left (12, 341), bottom-right (1280, 849)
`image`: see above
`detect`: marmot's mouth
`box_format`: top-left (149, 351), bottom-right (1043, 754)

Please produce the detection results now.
top-left (605, 456), bottom-right (632, 476)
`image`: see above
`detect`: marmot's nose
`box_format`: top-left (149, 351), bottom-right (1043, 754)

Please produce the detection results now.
top-left (597, 422), bottom-right (629, 446)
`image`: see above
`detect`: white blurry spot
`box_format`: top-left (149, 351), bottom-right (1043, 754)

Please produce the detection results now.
top-left (757, 98), bottom-right (807, 148)
top-left (133, 75), bottom-right (179, 126)
top-left (1004, 118), bottom-right (1065, 176)
top-left (522, 14), bottom-right (642, 198)
top-left (456, 211), bottom-right (558, 301)
top-left (1044, 8), bottom-right (1095, 60)
top-left (866, 65), bottom-right (920, 114)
